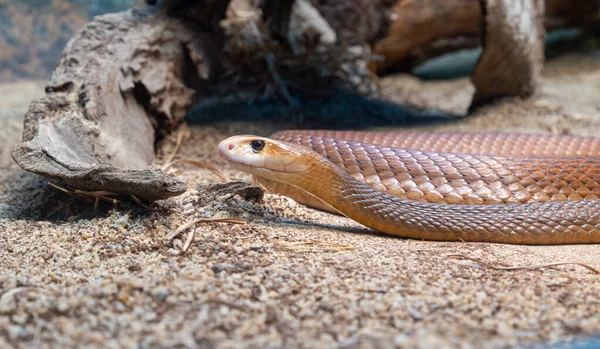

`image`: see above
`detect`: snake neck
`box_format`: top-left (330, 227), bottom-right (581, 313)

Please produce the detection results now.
top-left (286, 158), bottom-right (422, 236)
top-left (284, 158), bottom-right (600, 244)
top-left (305, 160), bottom-right (430, 237)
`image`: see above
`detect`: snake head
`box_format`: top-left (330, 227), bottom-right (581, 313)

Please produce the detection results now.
top-left (218, 135), bottom-right (313, 180)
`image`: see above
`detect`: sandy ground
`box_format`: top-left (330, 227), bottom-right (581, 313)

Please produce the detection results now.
top-left (1, 52), bottom-right (600, 348)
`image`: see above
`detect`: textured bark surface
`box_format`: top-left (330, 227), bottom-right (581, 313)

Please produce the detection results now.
top-left (9, 0), bottom-right (600, 200)
top-left (10, 9), bottom-right (211, 201)
top-left (545, 0), bottom-right (600, 30)
top-left (309, 0), bottom-right (397, 45)
top-left (11, 0), bottom-right (380, 200)
top-left (372, 0), bottom-right (481, 73)
top-left (371, 0), bottom-right (600, 74)
top-left (471, 0), bottom-right (546, 108)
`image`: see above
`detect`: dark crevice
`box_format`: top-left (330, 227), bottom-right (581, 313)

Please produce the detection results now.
top-left (187, 90), bottom-right (463, 129)
top-left (160, 0), bottom-right (231, 33)
top-left (131, 81), bottom-right (160, 138)
top-left (261, 0), bottom-right (295, 44)
top-left (180, 43), bottom-right (206, 95)
top-left (132, 81), bottom-right (152, 110)
top-left (45, 81), bottom-right (74, 94)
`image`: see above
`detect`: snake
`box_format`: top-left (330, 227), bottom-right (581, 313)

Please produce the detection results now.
top-left (217, 131), bottom-right (600, 245)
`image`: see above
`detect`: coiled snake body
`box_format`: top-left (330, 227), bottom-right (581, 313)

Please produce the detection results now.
top-left (218, 131), bottom-right (600, 245)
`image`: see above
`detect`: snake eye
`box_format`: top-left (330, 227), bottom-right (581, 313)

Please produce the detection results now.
top-left (251, 140), bottom-right (265, 152)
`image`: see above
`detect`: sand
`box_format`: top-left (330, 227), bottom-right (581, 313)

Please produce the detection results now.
top-left (1, 52), bottom-right (600, 348)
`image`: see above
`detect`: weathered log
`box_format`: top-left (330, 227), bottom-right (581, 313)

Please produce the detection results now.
top-left (11, 0), bottom-right (377, 200)
top-left (308, 0), bottom-right (397, 45)
top-left (371, 0), bottom-right (600, 74)
top-left (11, 9), bottom-right (207, 201)
top-left (371, 0), bottom-right (481, 74)
top-left (10, 0), bottom-right (600, 200)
top-left (219, 0), bottom-right (377, 98)
top-left (471, 0), bottom-right (545, 108)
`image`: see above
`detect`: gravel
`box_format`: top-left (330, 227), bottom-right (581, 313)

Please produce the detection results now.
top-left (2, 53), bottom-right (600, 348)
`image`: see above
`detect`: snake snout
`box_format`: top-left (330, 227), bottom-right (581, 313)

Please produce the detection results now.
top-left (217, 140), bottom-right (235, 159)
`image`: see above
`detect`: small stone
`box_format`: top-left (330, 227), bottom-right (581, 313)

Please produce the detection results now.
top-left (11, 313), bottom-right (28, 325)
top-left (154, 287), bottom-right (169, 301)
top-left (57, 301), bottom-right (69, 313)
top-left (167, 248), bottom-right (181, 256)
top-left (81, 230), bottom-right (92, 239)
top-left (173, 239), bottom-right (183, 250)
top-left (408, 307), bottom-right (424, 321)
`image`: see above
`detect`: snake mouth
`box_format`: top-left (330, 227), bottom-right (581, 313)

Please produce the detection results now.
top-left (230, 161), bottom-right (306, 176)
top-left (218, 141), bottom-right (308, 174)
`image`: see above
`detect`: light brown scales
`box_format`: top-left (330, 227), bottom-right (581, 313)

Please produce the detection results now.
top-left (262, 131), bottom-right (600, 213)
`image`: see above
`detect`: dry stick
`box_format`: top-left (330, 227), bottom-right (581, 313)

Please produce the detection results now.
top-left (47, 183), bottom-right (91, 218)
top-left (447, 254), bottom-right (600, 275)
top-left (73, 189), bottom-right (121, 205)
top-left (278, 240), bottom-right (356, 252)
top-left (0, 287), bottom-right (34, 302)
top-left (162, 123), bottom-right (188, 171)
top-left (182, 228), bottom-right (196, 252)
top-left (73, 189), bottom-right (120, 211)
top-left (48, 182), bottom-right (74, 195)
top-left (129, 195), bottom-right (148, 209)
top-left (51, 182), bottom-right (122, 205)
top-left (44, 198), bottom-right (75, 220)
top-left (157, 121), bottom-right (229, 182)
top-left (94, 195), bottom-right (100, 212)
top-left (167, 217), bottom-right (248, 240)
top-left (49, 182), bottom-right (153, 210)
top-left (163, 158), bottom-right (229, 182)
top-left (204, 298), bottom-right (249, 312)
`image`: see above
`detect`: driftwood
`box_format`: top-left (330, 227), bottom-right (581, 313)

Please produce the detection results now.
top-left (11, 10), bottom-right (201, 201)
top-left (471, 0), bottom-right (545, 108)
top-left (10, 0), bottom-right (600, 200)
top-left (371, 0), bottom-right (600, 74)
top-left (11, 0), bottom-right (374, 201)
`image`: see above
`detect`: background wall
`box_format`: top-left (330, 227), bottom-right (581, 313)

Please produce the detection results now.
top-left (0, 0), bottom-right (136, 82)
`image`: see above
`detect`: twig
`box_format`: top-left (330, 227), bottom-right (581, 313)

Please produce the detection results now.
top-left (48, 182), bottom-right (74, 196)
top-left (50, 182), bottom-right (122, 205)
top-left (73, 189), bottom-right (122, 209)
top-left (0, 287), bottom-right (33, 302)
top-left (179, 305), bottom-right (210, 349)
top-left (167, 217), bottom-right (248, 240)
top-left (162, 158), bottom-right (229, 182)
top-left (44, 198), bottom-right (75, 220)
top-left (447, 254), bottom-right (600, 275)
top-left (162, 123), bottom-right (187, 171)
top-left (47, 182), bottom-right (155, 211)
top-left (129, 195), bottom-right (148, 209)
top-left (277, 240), bottom-right (355, 253)
top-left (204, 298), bottom-right (250, 312)
top-left (182, 228), bottom-right (196, 252)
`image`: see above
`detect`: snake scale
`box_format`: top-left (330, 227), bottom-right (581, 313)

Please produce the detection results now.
top-left (218, 131), bottom-right (600, 245)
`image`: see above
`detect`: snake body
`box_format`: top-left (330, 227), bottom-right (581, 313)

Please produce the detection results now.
top-left (218, 132), bottom-right (600, 244)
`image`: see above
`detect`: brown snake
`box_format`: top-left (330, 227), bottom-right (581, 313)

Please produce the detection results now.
top-left (218, 132), bottom-right (600, 244)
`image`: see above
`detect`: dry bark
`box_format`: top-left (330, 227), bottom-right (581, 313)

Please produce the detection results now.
top-left (11, 0), bottom-right (378, 200)
top-left (11, 9), bottom-right (210, 201)
top-left (471, 0), bottom-right (546, 108)
top-left (371, 0), bottom-right (481, 73)
top-left (10, 0), bottom-right (600, 200)
top-left (309, 0), bottom-right (398, 45)
top-left (371, 0), bottom-right (600, 74)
